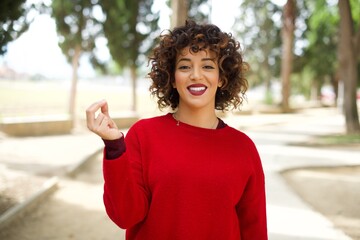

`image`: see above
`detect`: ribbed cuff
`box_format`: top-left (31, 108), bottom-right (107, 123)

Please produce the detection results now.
top-left (102, 136), bottom-right (126, 160)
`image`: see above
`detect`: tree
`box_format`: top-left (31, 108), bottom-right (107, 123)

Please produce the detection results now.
top-left (337, 0), bottom-right (360, 133)
top-left (280, 0), bottom-right (296, 112)
top-left (171, 0), bottom-right (210, 28)
top-left (234, 0), bottom-right (282, 104)
top-left (100, 0), bottom-right (159, 112)
top-left (300, 0), bottom-right (339, 102)
top-left (171, 0), bottom-right (188, 27)
top-left (0, 0), bottom-right (37, 55)
top-left (52, 0), bottom-right (103, 126)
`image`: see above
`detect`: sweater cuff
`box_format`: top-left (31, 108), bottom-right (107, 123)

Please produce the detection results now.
top-left (102, 136), bottom-right (126, 160)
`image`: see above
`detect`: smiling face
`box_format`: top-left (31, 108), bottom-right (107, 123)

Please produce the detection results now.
top-left (173, 47), bottom-right (221, 112)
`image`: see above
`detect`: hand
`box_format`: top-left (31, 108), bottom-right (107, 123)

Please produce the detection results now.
top-left (86, 100), bottom-right (123, 140)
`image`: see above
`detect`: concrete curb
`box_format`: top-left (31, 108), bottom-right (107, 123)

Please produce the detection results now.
top-left (0, 147), bottom-right (103, 231)
top-left (0, 177), bottom-right (58, 231)
top-left (66, 148), bottom-right (103, 178)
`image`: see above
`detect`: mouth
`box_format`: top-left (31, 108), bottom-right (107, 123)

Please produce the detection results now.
top-left (187, 84), bottom-right (207, 96)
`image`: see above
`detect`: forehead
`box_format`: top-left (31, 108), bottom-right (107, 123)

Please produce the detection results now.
top-left (177, 47), bottom-right (217, 59)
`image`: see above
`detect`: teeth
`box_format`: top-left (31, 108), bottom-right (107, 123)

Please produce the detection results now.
top-left (189, 87), bottom-right (206, 92)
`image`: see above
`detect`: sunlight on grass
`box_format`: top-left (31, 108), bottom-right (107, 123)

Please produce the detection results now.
top-left (315, 134), bottom-right (360, 145)
top-left (0, 79), bottom-right (159, 119)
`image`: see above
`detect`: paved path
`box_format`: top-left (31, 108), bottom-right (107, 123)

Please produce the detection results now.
top-left (0, 107), bottom-right (358, 239)
top-left (236, 108), bottom-right (358, 240)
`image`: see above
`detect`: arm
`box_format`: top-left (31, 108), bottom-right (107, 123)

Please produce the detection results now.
top-left (102, 127), bottom-right (150, 229)
top-left (86, 100), bottom-right (150, 229)
top-left (236, 141), bottom-right (268, 240)
top-left (103, 137), bottom-right (126, 159)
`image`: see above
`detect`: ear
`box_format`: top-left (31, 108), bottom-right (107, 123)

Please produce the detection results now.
top-left (172, 81), bottom-right (177, 88)
top-left (217, 79), bottom-right (223, 88)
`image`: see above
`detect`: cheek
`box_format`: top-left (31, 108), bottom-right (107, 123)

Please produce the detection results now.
top-left (174, 72), bottom-right (185, 88)
top-left (211, 74), bottom-right (221, 86)
top-left (173, 74), bottom-right (178, 88)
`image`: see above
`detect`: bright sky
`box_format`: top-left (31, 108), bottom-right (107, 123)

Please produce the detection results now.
top-left (0, 0), bottom-right (248, 79)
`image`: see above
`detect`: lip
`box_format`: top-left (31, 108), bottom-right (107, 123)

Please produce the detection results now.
top-left (187, 84), bottom-right (207, 96)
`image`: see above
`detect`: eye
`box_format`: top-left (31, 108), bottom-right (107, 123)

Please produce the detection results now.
top-left (178, 65), bottom-right (190, 70)
top-left (204, 65), bottom-right (215, 69)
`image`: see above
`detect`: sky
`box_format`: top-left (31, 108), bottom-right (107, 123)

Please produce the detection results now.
top-left (0, 0), bottom-right (282, 79)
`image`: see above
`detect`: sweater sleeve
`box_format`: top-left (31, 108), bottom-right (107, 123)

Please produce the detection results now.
top-left (102, 137), bottom-right (126, 160)
top-left (236, 140), bottom-right (268, 240)
top-left (102, 126), bottom-right (150, 229)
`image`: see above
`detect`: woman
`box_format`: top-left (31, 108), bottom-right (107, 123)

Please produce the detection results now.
top-left (86, 20), bottom-right (267, 240)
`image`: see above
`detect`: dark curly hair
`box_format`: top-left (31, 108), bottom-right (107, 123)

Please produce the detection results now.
top-left (148, 20), bottom-right (249, 111)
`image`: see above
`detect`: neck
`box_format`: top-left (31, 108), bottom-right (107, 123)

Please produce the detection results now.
top-left (174, 106), bottom-right (218, 129)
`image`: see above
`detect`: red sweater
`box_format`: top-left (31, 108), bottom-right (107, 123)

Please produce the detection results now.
top-left (102, 113), bottom-right (267, 240)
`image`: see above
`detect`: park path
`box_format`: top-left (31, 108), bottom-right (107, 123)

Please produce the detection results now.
top-left (0, 107), bottom-right (358, 240)
top-left (0, 152), bottom-right (125, 240)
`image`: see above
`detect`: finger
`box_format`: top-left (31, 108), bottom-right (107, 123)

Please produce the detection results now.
top-left (98, 114), bottom-right (117, 131)
top-left (100, 101), bottom-right (110, 118)
top-left (86, 100), bottom-right (107, 128)
top-left (107, 118), bottom-right (118, 129)
top-left (94, 112), bottom-right (106, 131)
top-left (99, 117), bottom-right (122, 140)
top-left (99, 115), bottom-right (110, 129)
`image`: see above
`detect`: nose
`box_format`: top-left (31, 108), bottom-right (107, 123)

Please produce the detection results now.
top-left (190, 66), bottom-right (202, 80)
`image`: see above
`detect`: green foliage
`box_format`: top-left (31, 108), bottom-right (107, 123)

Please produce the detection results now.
top-left (233, 0), bottom-right (283, 87)
top-left (350, 0), bottom-right (360, 88)
top-left (350, 0), bottom-right (360, 25)
top-left (165, 0), bottom-right (210, 24)
top-left (188, 0), bottom-right (210, 23)
top-left (233, 0), bottom-right (359, 99)
top-left (264, 90), bottom-right (274, 105)
top-left (0, 0), bottom-right (37, 55)
top-left (290, 70), bottom-right (313, 98)
top-left (299, 0), bottom-right (339, 86)
top-left (314, 134), bottom-right (360, 145)
top-left (99, 0), bottom-right (160, 70)
top-left (51, 0), bottom-right (103, 65)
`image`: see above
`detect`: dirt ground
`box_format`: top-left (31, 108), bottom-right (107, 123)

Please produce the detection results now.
top-left (282, 165), bottom-right (360, 240)
top-left (1, 155), bottom-right (359, 240)
top-left (0, 153), bottom-right (125, 240)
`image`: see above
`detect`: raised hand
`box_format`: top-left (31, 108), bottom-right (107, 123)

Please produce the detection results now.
top-left (86, 100), bottom-right (123, 140)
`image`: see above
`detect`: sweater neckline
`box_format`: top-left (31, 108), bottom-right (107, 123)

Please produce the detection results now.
top-left (165, 113), bottom-right (228, 133)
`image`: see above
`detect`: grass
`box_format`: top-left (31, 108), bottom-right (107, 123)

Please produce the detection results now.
top-left (313, 134), bottom-right (360, 145)
top-left (0, 79), bottom-right (161, 120)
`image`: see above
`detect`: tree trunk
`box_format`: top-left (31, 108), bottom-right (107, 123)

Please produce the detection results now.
top-left (280, 0), bottom-right (296, 112)
top-left (310, 80), bottom-right (319, 102)
top-left (330, 73), bottom-right (339, 107)
top-left (69, 44), bottom-right (81, 128)
top-left (171, 0), bottom-right (188, 28)
top-left (262, 61), bottom-right (273, 104)
top-left (130, 66), bottom-right (137, 112)
top-left (338, 0), bottom-right (360, 134)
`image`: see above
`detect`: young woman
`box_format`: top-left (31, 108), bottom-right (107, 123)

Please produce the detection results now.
top-left (86, 20), bottom-right (267, 240)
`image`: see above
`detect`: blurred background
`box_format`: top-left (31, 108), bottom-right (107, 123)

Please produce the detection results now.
top-left (0, 0), bottom-right (359, 239)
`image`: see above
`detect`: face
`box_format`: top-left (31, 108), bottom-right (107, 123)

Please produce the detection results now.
top-left (173, 47), bottom-right (221, 111)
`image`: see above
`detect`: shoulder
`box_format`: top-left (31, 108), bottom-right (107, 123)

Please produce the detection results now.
top-left (223, 125), bottom-right (254, 144)
top-left (127, 113), bottom-right (172, 136)
top-left (223, 126), bottom-right (262, 171)
top-left (132, 113), bottom-right (171, 128)
top-left (222, 125), bottom-right (260, 156)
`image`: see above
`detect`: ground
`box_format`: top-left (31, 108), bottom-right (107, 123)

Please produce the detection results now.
top-left (0, 80), bottom-right (359, 239)
top-left (282, 157), bottom-right (360, 240)
top-left (0, 153), bottom-right (125, 240)
top-left (1, 149), bottom-right (359, 240)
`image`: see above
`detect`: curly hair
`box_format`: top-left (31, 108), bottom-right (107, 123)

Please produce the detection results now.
top-left (148, 20), bottom-right (249, 111)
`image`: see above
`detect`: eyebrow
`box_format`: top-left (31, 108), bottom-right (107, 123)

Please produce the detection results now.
top-left (176, 57), bottom-right (216, 64)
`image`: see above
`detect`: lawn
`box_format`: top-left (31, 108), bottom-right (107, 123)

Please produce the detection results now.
top-left (0, 79), bottom-right (161, 120)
